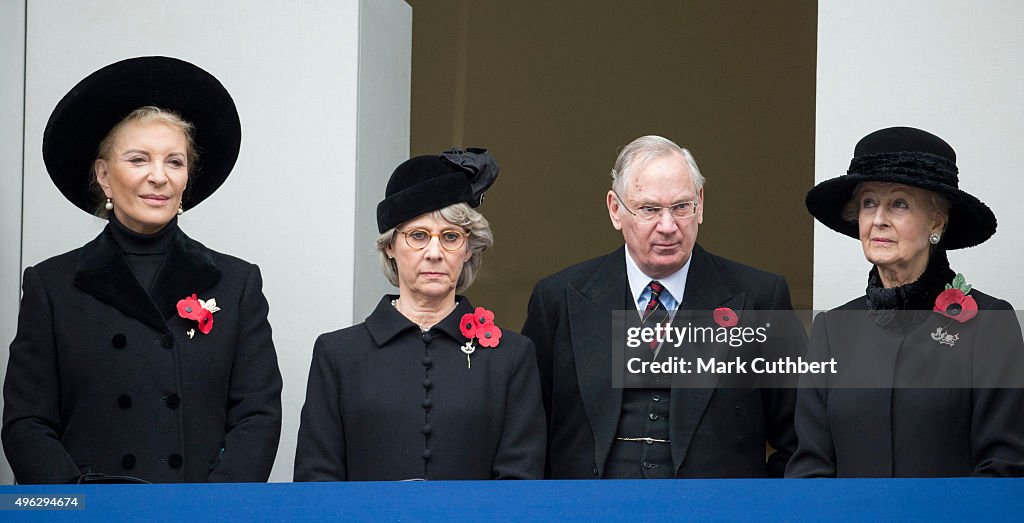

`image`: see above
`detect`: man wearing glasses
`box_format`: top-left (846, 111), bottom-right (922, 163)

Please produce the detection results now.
top-left (522, 135), bottom-right (803, 479)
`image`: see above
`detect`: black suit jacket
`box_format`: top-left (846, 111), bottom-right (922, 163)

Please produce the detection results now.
top-left (522, 244), bottom-right (803, 478)
top-left (2, 225), bottom-right (283, 484)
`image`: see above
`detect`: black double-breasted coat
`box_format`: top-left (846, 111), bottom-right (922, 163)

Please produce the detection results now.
top-left (521, 244), bottom-right (804, 478)
top-left (787, 290), bottom-right (1024, 477)
top-left (2, 224), bottom-right (283, 483)
top-left (294, 296), bottom-right (545, 481)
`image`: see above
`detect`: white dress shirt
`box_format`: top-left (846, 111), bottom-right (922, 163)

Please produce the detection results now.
top-left (624, 247), bottom-right (690, 313)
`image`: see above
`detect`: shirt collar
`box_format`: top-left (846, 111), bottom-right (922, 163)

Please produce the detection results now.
top-left (624, 247), bottom-right (690, 311)
top-left (365, 294), bottom-right (475, 347)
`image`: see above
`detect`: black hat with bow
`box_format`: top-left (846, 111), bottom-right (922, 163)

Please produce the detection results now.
top-left (376, 148), bottom-right (499, 232)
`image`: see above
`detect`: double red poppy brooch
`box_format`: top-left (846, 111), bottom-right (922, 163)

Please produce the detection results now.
top-left (931, 273), bottom-right (977, 347)
top-left (176, 294), bottom-right (220, 339)
top-left (459, 307), bottom-right (502, 368)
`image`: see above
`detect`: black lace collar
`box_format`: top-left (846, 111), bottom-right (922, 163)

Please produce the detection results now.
top-left (865, 250), bottom-right (955, 327)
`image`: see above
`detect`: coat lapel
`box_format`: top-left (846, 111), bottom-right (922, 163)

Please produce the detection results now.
top-left (150, 230), bottom-right (221, 321)
top-left (74, 227), bottom-right (169, 333)
top-left (567, 247), bottom-right (629, 474)
top-left (74, 226), bottom-right (221, 333)
top-left (670, 244), bottom-right (748, 473)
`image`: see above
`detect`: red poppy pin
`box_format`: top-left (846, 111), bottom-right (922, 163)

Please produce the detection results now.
top-left (176, 294), bottom-right (221, 339)
top-left (933, 273), bottom-right (978, 324)
top-left (459, 307), bottom-right (502, 368)
top-left (713, 307), bottom-right (739, 328)
top-left (931, 273), bottom-right (977, 348)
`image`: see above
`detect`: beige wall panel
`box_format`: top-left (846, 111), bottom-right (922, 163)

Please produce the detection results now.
top-left (409, 0), bottom-right (817, 327)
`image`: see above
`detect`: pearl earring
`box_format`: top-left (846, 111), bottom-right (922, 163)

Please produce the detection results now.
top-left (177, 206), bottom-right (183, 216)
top-left (104, 198), bottom-right (113, 211)
top-left (929, 233), bottom-right (941, 245)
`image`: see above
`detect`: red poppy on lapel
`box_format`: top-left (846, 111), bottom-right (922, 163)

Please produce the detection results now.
top-left (713, 307), bottom-right (739, 328)
top-left (459, 313), bottom-right (478, 339)
top-left (934, 273), bottom-right (978, 324)
top-left (477, 323), bottom-right (503, 348)
top-left (177, 293), bottom-right (220, 336)
top-left (459, 307), bottom-right (502, 368)
top-left (934, 289), bottom-right (978, 323)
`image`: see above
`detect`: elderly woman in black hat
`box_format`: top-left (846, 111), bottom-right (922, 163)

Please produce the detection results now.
top-left (294, 150), bottom-right (545, 481)
top-left (2, 57), bottom-right (283, 484)
top-left (787, 127), bottom-right (1024, 477)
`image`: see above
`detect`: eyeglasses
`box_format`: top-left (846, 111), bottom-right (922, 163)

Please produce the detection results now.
top-left (395, 228), bottom-right (470, 251)
top-left (613, 191), bottom-right (699, 223)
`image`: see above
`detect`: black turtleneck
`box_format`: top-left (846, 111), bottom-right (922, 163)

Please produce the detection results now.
top-left (107, 214), bottom-right (178, 293)
top-left (865, 249), bottom-right (956, 327)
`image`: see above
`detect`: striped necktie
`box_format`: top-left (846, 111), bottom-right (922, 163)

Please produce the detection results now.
top-left (643, 281), bottom-right (669, 349)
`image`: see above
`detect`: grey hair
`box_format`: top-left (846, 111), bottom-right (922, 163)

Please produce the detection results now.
top-left (841, 183), bottom-right (952, 228)
top-left (89, 106), bottom-right (197, 217)
top-left (376, 203), bottom-right (494, 293)
top-left (610, 135), bottom-right (706, 197)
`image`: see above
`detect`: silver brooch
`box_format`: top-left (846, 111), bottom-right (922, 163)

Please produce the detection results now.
top-left (930, 326), bottom-right (959, 347)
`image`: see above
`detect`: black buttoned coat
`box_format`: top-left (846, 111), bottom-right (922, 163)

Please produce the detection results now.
top-left (522, 244), bottom-right (804, 478)
top-left (294, 296), bottom-right (545, 481)
top-left (787, 290), bottom-right (1024, 477)
top-left (2, 225), bottom-right (283, 484)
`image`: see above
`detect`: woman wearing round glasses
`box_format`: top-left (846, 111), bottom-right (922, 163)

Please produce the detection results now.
top-left (294, 149), bottom-right (545, 481)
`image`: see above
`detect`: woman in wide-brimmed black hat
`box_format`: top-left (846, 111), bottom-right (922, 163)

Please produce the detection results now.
top-left (294, 149), bottom-right (545, 481)
top-left (2, 56), bottom-right (282, 484)
top-left (787, 127), bottom-right (1024, 477)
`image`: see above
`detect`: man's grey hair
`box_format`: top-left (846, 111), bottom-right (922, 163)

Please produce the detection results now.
top-left (375, 203), bottom-right (493, 293)
top-left (610, 135), bottom-right (705, 197)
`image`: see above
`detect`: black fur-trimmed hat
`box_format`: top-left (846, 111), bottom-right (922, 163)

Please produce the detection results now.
top-left (376, 148), bottom-right (498, 232)
top-left (806, 126), bottom-right (996, 249)
top-left (43, 56), bottom-right (241, 214)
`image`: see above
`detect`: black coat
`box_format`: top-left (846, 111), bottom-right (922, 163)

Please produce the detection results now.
top-left (294, 296), bottom-right (546, 481)
top-left (522, 245), bottom-right (803, 478)
top-left (2, 225), bottom-right (283, 484)
top-left (787, 290), bottom-right (1024, 477)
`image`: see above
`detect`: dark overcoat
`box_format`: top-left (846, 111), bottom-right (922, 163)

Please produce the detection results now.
top-left (521, 244), bottom-right (804, 478)
top-left (2, 225), bottom-right (283, 484)
top-left (787, 289), bottom-right (1024, 477)
top-left (294, 296), bottom-right (545, 481)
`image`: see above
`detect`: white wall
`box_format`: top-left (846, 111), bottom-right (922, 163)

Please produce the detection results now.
top-left (354, 0), bottom-right (412, 321)
top-left (815, 0), bottom-right (1024, 310)
top-left (2, 0), bottom-right (410, 483)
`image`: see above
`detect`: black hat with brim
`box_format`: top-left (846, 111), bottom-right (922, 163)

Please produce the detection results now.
top-left (805, 126), bottom-right (996, 250)
top-left (42, 56), bottom-right (241, 214)
top-left (376, 148), bottom-right (499, 233)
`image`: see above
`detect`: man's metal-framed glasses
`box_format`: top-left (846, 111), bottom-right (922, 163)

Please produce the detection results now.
top-left (395, 228), bottom-right (470, 251)
top-left (613, 191), bottom-right (699, 223)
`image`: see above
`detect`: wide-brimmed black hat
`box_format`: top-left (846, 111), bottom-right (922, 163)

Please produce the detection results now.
top-left (805, 126), bottom-right (996, 249)
top-left (376, 148), bottom-right (499, 232)
top-left (42, 56), bottom-right (241, 214)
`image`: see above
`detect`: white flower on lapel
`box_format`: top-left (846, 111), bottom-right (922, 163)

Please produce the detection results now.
top-left (199, 298), bottom-right (220, 314)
